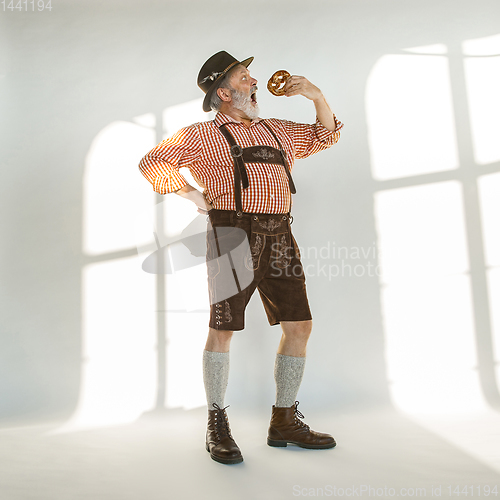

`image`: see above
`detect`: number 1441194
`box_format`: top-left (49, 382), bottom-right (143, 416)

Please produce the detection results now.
top-left (2, 0), bottom-right (52, 11)
top-left (447, 485), bottom-right (498, 496)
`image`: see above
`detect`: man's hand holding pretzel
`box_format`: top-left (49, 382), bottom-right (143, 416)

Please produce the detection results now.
top-left (282, 75), bottom-right (323, 101)
top-left (280, 74), bottom-right (337, 132)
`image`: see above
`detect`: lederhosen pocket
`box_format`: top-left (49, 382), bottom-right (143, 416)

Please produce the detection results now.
top-left (207, 223), bottom-right (244, 277)
top-left (245, 214), bottom-right (292, 271)
top-left (206, 211), bottom-right (253, 303)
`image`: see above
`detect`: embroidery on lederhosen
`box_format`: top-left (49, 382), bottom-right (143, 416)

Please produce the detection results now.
top-left (259, 218), bottom-right (282, 232)
top-left (251, 148), bottom-right (277, 161)
top-left (224, 300), bottom-right (232, 323)
top-left (273, 232), bottom-right (292, 269)
top-left (245, 233), bottom-right (265, 271)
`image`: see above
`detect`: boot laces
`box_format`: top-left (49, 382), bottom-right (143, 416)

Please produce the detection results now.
top-left (293, 401), bottom-right (310, 430)
top-left (212, 403), bottom-right (232, 438)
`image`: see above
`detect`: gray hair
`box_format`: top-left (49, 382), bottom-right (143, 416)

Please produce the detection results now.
top-left (209, 71), bottom-right (235, 112)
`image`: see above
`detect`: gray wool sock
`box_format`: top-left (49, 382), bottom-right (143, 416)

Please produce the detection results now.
top-left (203, 349), bottom-right (230, 409)
top-left (274, 353), bottom-right (306, 408)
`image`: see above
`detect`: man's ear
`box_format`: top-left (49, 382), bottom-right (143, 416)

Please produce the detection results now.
top-left (217, 87), bottom-right (232, 103)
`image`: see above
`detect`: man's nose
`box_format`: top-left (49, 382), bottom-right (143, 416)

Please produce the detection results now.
top-left (251, 77), bottom-right (258, 86)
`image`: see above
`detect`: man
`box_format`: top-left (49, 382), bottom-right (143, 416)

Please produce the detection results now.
top-left (139, 51), bottom-right (343, 465)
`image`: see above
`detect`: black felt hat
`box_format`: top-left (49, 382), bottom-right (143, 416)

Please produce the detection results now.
top-left (198, 51), bottom-right (254, 112)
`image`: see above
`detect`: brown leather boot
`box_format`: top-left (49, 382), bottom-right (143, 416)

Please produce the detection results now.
top-left (267, 401), bottom-right (336, 449)
top-left (206, 403), bottom-right (243, 464)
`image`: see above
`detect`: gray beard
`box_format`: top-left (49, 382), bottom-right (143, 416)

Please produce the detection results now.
top-left (230, 88), bottom-right (260, 120)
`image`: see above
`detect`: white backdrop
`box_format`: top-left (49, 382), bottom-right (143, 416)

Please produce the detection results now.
top-left (1, 1), bottom-right (500, 493)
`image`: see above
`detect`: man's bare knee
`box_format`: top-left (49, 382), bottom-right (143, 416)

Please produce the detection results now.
top-left (281, 320), bottom-right (312, 340)
top-left (205, 327), bottom-right (234, 352)
top-left (208, 327), bottom-right (234, 339)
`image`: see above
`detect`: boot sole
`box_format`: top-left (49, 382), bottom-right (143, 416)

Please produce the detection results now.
top-left (267, 438), bottom-right (336, 449)
top-left (206, 443), bottom-right (244, 464)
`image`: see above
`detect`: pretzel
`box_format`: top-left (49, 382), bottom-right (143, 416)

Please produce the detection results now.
top-left (267, 70), bottom-right (291, 96)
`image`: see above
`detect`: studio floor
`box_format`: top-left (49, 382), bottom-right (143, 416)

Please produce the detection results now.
top-left (1, 407), bottom-right (500, 500)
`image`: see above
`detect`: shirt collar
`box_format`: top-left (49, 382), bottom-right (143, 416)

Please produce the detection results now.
top-left (214, 112), bottom-right (263, 128)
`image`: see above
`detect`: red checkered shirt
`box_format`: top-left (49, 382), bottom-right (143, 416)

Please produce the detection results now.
top-left (138, 112), bottom-right (343, 214)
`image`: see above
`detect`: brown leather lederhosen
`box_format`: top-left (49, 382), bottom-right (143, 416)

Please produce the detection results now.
top-left (205, 121), bottom-right (312, 330)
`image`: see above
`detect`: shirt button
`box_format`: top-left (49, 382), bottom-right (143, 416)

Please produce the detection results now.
top-left (270, 194), bottom-right (274, 199)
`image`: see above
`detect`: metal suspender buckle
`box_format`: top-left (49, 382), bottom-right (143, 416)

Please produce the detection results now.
top-left (230, 144), bottom-right (243, 158)
top-left (236, 210), bottom-right (243, 218)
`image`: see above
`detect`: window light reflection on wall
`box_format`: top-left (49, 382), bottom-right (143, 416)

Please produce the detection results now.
top-left (58, 99), bottom-right (212, 433)
top-left (366, 44), bottom-right (459, 180)
top-left (367, 41), bottom-right (500, 415)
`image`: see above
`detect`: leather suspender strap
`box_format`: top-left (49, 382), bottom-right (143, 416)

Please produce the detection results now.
top-left (218, 124), bottom-right (250, 189)
top-left (261, 121), bottom-right (297, 194)
top-left (219, 123), bottom-right (248, 214)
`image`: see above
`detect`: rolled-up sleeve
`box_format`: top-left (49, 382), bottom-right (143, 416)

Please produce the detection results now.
top-left (138, 125), bottom-right (202, 194)
top-left (281, 114), bottom-right (343, 160)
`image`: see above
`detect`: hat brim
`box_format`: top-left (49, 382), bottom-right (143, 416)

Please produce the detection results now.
top-left (202, 56), bottom-right (254, 112)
